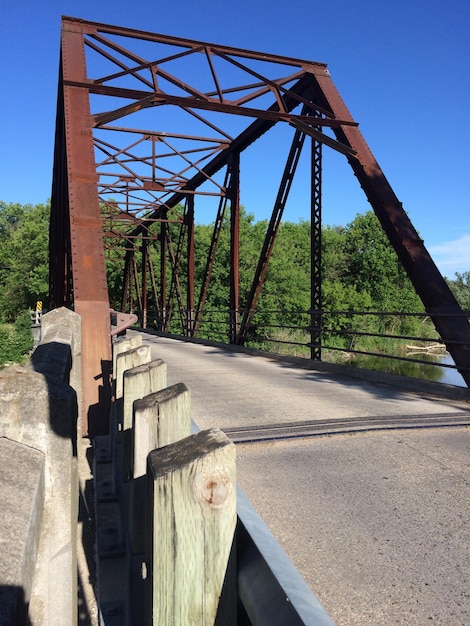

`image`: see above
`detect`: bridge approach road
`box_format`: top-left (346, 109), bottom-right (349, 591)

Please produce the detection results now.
top-left (137, 331), bottom-right (470, 625)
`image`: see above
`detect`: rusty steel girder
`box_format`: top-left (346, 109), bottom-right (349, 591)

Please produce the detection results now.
top-left (50, 17), bottom-right (470, 436)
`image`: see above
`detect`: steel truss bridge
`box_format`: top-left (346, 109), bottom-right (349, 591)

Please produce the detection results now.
top-left (49, 16), bottom-right (470, 435)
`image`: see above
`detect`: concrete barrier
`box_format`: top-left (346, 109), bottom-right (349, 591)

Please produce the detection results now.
top-left (0, 438), bottom-right (44, 625)
top-left (0, 307), bottom-right (81, 626)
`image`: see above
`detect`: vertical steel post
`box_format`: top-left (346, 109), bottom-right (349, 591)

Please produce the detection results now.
top-left (194, 168), bottom-right (232, 336)
top-left (228, 153), bottom-right (240, 343)
top-left (147, 247), bottom-right (160, 323)
top-left (49, 64), bottom-right (73, 309)
top-left (60, 21), bottom-right (111, 435)
top-left (160, 220), bottom-right (167, 331)
top-left (310, 116), bottom-right (322, 361)
top-left (120, 250), bottom-right (131, 312)
top-left (187, 196), bottom-right (195, 336)
top-left (142, 239), bottom-right (148, 329)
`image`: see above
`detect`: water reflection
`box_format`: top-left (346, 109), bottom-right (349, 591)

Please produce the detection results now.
top-left (438, 355), bottom-right (466, 387)
top-left (350, 353), bottom-right (466, 388)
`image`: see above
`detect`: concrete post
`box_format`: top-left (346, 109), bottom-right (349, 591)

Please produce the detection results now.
top-left (0, 307), bottom-right (81, 625)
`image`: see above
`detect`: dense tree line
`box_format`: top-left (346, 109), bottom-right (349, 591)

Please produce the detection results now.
top-left (0, 200), bottom-right (49, 321)
top-left (175, 210), bottom-right (429, 351)
top-left (0, 199), bottom-right (468, 362)
top-left (0, 201), bottom-right (49, 363)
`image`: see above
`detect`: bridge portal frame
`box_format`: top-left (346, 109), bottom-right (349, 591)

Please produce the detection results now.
top-left (50, 17), bottom-right (470, 434)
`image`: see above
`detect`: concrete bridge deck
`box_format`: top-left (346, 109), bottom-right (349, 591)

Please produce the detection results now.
top-left (140, 331), bottom-right (470, 625)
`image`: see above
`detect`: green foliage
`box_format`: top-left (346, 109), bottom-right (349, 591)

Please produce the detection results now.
top-left (0, 200), bottom-right (49, 321)
top-left (179, 208), bottom-right (433, 350)
top-left (342, 211), bottom-right (423, 313)
top-left (447, 272), bottom-right (470, 310)
top-left (0, 311), bottom-right (34, 366)
top-left (257, 219), bottom-right (311, 324)
top-left (319, 212), bottom-right (427, 351)
top-left (3, 195), bottom-right (458, 375)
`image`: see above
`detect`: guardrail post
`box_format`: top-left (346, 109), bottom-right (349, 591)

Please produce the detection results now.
top-left (144, 428), bottom-right (237, 625)
top-left (129, 382), bottom-right (191, 554)
top-left (115, 343), bottom-right (151, 411)
top-left (121, 358), bottom-right (167, 482)
top-left (112, 335), bottom-right (143, 399)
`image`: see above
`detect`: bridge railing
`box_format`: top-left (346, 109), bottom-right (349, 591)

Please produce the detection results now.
top-left (134, 307), bottom-right (470, 385)
top-left (95, 332), bottom-right (335, 625)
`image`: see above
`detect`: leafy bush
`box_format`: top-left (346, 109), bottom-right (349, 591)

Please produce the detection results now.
top-left (0, 311), bottom-right (33, 366)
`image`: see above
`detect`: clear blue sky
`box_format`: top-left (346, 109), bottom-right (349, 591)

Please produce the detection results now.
top-left (1, 0), bottom-right (469, 278)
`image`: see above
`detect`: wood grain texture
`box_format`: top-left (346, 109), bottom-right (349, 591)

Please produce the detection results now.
top-left (130, 382), bottom-right (191, 553)
top-left (145, 429), bottom-right (236, 625)
top-left (112, 335), bottom-right (142, 399)
top-left (121, 358), bottom-right (167, 481)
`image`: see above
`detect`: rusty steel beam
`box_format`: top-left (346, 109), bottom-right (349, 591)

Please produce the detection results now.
top-left (307, 67), bottom-right (470, 384)
top-left (160, 221), bottom-right (167, 331)
top-left (228, 153), bottom-right (241, 343)
top-left (166, 215), bottom-right (187, 334)
top-left (51, 16), bottom-right (470, 401)
top-left (147, 249), bottom-right (161, 323)
top-left (141, 239), bottom-right (148, 328)
top-left (57, 20), bottom-right (112, 435)
top-left (238, 124), bottom-right (307, 342)
top-left (310, 115), bottom-right (322, 361)
top-left (134, 74), bottom-right (351, 230)
top-left (120, 249), bottom-right (132, 313)
top-left (194, 173), bottom-right (232, 336)
top-left (88, 87), bottom-right (356, 129)
top-left (186, 196), bottom-right (195, 336)
top-left (62, 15), bottom-right (328, 69)
top-left (49, 62), bottom-right (73, 309)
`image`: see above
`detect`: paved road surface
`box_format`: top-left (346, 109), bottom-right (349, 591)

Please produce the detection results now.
top-left (139, 332), bottom-right (470, 625)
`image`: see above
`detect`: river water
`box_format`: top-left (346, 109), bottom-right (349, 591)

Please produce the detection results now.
top-left (438, 355), bottom-right (466, 387)
top-left (350, 353), bottom-right (466, 388)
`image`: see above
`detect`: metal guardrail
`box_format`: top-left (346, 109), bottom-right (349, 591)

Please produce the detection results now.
top-left (128, 308), bottom-right (470, 384)
top-left (237, 486), bottom-right (335, 625)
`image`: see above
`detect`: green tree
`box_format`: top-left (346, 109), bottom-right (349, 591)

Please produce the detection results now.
top-left (259, 219), bottom-right (311, 316)
top-left (342, 211), bottom-right (423, 314)
top-left (447, 272), bottom-right (470, 310)
top-left (0, 201), bottom-right (49, 321)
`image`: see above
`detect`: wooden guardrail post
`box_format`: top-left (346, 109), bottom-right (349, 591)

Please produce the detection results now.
top-left (115, 343), bottom-right (150, 407)
top-left (109, 335), bottom-right (142, 444)
top-left (144, 428), bottom-right (237, 626)
top-left (113, 335), bottom-right (143, 400)
top-left (121, 359), bottom-right (167, 481)
top-left (129, 382), bottom-right (191, 554)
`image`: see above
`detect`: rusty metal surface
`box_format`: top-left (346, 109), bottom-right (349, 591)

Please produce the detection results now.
top-left (308, 68), bottom-right (470, 384)
top-left (239, 124), bottom-right (307, 341)
top-left (110, 311), bottom-right (138, 337)
top-left (56, 20), bottom-right (112, 435)
top-left (49, 13), bottom-right (470, 431)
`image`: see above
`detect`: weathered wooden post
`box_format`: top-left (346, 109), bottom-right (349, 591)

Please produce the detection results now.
top-left (113, 335), bottom-right (143, 400)
top-left (114, 344), bottom-right (152, 442)
top-left (112, 343), bottom-right (153, 495)
top-left (129, 382), bottom-right (191, 554)
top-left (109, 335), bottom-right (143, 443)
top-left (115, 343), bottom-right (151, 407)
top-left (145, 428), bottom-right (237, 625)
top-left (121, 359), bottom-right (167, 481)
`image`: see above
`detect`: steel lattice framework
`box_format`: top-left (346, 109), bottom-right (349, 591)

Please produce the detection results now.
top-left (50, 16), bottom-right (470, 434)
